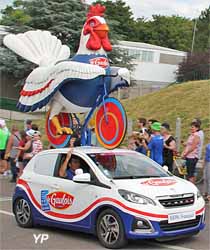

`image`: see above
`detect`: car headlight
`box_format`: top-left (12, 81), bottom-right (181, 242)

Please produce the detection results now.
top-left (118, 189), bottom-right (156, 206)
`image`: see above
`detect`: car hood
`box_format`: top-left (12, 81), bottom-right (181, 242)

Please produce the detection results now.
top-left (113, 177), bottom-right (197, 198)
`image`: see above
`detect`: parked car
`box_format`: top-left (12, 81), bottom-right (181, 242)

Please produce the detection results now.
top-left (13, 147), bottom-right (205, 248)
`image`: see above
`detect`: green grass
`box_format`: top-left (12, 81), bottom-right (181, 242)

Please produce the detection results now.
top-left (122, 80), bottom-right (210, 146)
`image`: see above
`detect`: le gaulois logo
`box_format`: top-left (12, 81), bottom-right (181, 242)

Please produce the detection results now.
top-left (141, 179), bottom-right (177, 186)
top-left (89, 57), bottom-right (109, 68)
top-left (47, 191), bottom-right (74, 210)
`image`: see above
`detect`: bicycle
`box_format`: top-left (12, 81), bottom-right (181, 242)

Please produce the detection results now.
top-left (172, 155), bottom-right (204, 184)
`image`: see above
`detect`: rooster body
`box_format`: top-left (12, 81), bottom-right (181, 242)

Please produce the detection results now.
top-left (4, 4), bottom-right (130, 135)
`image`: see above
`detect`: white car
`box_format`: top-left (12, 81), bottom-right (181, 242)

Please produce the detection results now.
top-left (13, 147), bottom-right (205, 248)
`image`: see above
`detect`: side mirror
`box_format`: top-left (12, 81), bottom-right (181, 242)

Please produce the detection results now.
top-left (73, 173), bottom-right (91, 183)
top-left (163, 165), bottom-right (169, 172)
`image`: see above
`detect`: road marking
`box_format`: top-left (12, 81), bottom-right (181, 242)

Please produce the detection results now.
top-left (0, 197), bottom-right (12, 202)
top-left (145, 241), bottom-right (195, 250)
top-left (0, 210), bottom-right (14, 216)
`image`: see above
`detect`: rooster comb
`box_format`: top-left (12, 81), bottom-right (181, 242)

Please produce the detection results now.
top-left (87, 4), bottom-right (106, 18)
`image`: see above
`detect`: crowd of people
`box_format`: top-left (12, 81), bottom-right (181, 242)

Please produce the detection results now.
top-left (0, 116), bottom-right (209, 201)
top-left (128, 117), bottom-right (210, 201)
top-left (0, 119), bottom-right (43, 182)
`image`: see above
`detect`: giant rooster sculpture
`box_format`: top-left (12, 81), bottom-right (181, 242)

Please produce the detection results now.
top-left (3, 4), bottom-right (130, 149)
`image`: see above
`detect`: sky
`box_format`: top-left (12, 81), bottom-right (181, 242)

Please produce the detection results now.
top-left (86, 0), bottom-right (209, 19)
top-left (0, 0), bottom-right (209, 19)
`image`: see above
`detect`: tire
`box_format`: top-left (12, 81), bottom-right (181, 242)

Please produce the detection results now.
top-left (96, 209), bottom-right (127, 249)
top-left (14, 198), bottom-right (33, 228)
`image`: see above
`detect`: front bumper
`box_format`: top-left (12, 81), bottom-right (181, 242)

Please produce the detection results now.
top-left (125, 213), bottom-right (205, 240)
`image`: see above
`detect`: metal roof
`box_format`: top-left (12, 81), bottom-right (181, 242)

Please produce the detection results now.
top-left (118, 40), bottom-right (186, 54)
top-left (38, 146), bottom-right (136, 155)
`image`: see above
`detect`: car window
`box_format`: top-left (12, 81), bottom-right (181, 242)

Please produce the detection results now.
top-left (87, 152), bottom-right (170, 179)
top-left (56, 154), bottom-right (93, 180)
top-left (34, 153), bottom-right (58, 176)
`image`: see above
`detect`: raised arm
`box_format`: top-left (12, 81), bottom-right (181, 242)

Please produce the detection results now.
top-left (59, 149), bottom-right (73, 178)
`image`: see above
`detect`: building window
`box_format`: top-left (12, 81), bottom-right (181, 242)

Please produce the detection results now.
top-left (122, 47), bottom-right (154, 62)
top-left (159, 53), bottom-right (185, 65)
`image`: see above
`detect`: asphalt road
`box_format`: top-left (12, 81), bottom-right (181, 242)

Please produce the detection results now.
top-left (0, 177), bottom-right (209, 250)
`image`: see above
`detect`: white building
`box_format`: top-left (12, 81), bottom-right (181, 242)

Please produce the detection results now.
top-left (116, 41), bottom-right (187, 87)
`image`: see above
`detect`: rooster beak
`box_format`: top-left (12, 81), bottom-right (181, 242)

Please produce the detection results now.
top-left (94, 24), bottom-right (109, 38)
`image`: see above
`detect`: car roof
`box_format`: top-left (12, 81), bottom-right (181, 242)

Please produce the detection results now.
top-left (38, 146), bottom-right (135, 155)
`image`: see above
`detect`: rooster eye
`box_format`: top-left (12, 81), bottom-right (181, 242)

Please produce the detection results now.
top-left (89, 21), bottom-right (95, 27)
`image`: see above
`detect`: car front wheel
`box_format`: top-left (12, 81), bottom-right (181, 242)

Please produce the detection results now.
top-left (14, 198), bottom-right (33, 228)
top-left (96, 209), bottom-right (127, 249)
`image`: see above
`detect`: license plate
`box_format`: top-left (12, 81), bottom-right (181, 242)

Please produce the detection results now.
top-left (168, 211), bottom-right (196, 224)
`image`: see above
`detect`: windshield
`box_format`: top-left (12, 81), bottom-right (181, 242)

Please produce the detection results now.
top-left (87, 152), bottom-right (171, 179)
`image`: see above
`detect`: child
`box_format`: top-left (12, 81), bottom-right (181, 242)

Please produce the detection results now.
top-left (204, 142), bottom-right (210, 201)
top-left (32, 131), bottom-right (43, 155)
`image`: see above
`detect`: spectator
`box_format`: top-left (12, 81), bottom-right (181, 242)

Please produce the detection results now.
top-left (135, 137), bottom-right (147, 155)
top-left (181, 122), bottom-right (200, 184)
top-left (203, 142), bottom-right (210, 201)
top-left (147, 119), bottom-right (159, 137)
top-left (192, 118), bottom-right (204, 159)
top-left (147, 119), bottom-right (159, 129)
top-left (25, 119), bottom-right (32, 131)
top-left (72, 116), bottom-right (81, 135)
top-left (16, 129), bottom-right (35, 168)
top-left (90, 127), bottom-right (101, 147)
top-left (161, 123), bottom-right (176, 172)
top-left (68, 133), bottom-right (81, 148)
top-left (15, 131), bottom-right (27, 178)
top-left (5, 125), bottom-right (20, 182)
top-left (128, 135), bottom-right (138, 151)
top-left (0, 119), bottom-right (10, 175)
top-left (59, 148), bottom-right (81, 179)
top-left (31, 124), bottom-right (39, 131)
top-left (137, 117), bottom-right (147, 135)
top-left (143, 122), bottom-right (164, 165)
top-left (32, 131), bottom-right (43, 155)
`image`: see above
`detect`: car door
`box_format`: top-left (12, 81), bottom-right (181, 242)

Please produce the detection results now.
top-left (25, 152), bottom-right (61, 217)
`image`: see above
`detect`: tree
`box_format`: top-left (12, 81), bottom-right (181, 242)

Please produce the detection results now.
top-left (0, 0), bottom-right (86, 81)
top-left (134, 15), bottom-right (194, 51)
top-left (176, 50), bottom-right (210, 82)
top-left (194, 6), bottom-right (210, 52)
top-left (1, 0), bottom-right (86, 50)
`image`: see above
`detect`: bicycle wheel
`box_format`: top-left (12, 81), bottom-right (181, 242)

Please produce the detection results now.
top-left (195, 167), bottom-right (204, 184)
top-left (46, 111), bottom-right (72, 148)
top-left (95, 98), bottom-right (127, 149)
top-left (173, 158), bottom-right (187, 179)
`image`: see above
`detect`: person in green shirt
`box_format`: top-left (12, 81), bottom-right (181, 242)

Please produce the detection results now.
top-left (0, 119), bottom-right (10, 174)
